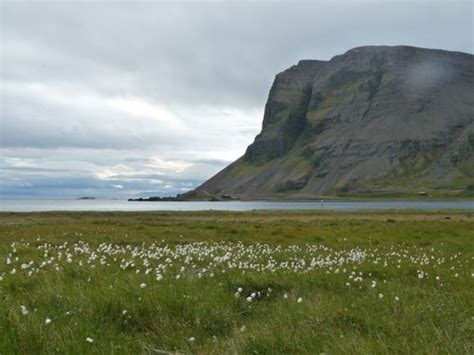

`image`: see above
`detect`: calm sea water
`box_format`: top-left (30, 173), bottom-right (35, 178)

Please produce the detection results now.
top-left (1, 199), bottom-right (473, 212)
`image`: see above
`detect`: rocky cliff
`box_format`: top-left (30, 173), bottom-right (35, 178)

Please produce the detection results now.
top-left (192, 46), bottom-right (474, 199)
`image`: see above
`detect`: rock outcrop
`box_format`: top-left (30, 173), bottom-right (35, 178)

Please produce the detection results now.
top-left (191, 46), bottom-right (474, 199)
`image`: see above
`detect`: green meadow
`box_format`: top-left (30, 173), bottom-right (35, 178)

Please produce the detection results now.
top-left (0, 211), bottom-right (473, 354)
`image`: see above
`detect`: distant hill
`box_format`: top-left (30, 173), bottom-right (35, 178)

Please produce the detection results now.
top-left (189, 46), bottom-right (474, 199)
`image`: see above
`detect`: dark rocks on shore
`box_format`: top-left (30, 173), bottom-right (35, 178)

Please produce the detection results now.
top-left (128, 196), bottom-right (183, 202)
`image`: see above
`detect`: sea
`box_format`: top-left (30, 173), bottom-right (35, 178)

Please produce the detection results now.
top-left (1, 199), bottom-right (473, 212)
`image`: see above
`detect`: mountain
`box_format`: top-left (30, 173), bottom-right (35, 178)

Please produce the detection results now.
top-left (190, 46), bottom-right (474, 199)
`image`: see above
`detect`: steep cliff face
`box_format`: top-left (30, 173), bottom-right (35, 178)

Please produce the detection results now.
top-left (192, 46), bottom-right (474, 199)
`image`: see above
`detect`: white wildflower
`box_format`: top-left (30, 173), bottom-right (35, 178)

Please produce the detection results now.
top-left (20, 305), bottom-right (28, 316)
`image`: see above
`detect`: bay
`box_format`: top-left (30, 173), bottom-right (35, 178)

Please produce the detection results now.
top-left (1, 199), bottom-right (473, 212)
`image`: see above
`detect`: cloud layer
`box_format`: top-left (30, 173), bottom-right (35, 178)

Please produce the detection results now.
top-left (1, 1), bottom-right (472, 197)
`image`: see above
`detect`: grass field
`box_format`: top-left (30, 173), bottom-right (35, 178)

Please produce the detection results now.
top-left (0, 211), bottom-right (473, 354)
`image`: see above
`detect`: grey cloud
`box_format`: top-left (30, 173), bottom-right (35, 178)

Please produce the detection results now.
top-left (192, 158), bottom-right (233, 166)
top-left (1, 87), bottom-right (188, 149)
top-left (405, 61), bottom-right (455, 92)
top-left (3, 2), bottom-right (471, 108)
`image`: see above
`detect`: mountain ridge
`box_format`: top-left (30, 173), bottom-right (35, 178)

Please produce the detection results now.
top-left (188, 46), bottom-right (474, 199)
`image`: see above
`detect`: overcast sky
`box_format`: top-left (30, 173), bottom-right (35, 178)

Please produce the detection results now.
top-left (1, 0), bottom-right (472, 198)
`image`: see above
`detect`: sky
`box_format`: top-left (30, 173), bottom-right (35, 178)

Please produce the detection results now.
top-left (1, 0), bottom-right (473, 198)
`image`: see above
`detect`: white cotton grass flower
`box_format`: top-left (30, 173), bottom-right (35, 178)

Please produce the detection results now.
top-left (85, 337), bottom-right (94, 343)
top-left (140, 283), bottom-right (146, 288)
top-left (122, 310), bottom-right (128, 315)
top-left (246, 296), bottom-right (253, 302)
top-left (240, 325), bottom-right (246, 332)
top-left (378, 293), bottom-right (384, 299)
top-left (188, 337), bottom-right (195, 342)
top-left (237, 287), bottom-right (243, 293)
top-left (297, 297), bottom-right (303, 303)
top-left (45, 318), bottom-right (52, 325)
top-left (20, 305), bottom-right (28, 316)
top-left (283, 293), bottom-right (289, 299)
top-left (395, 296), bottom-right (400, 302)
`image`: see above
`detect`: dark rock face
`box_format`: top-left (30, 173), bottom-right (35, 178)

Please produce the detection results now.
top-left (193, 46), bottom-right (474, 199)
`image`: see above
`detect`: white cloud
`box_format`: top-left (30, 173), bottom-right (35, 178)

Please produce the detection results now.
top-left (145, 158), bottom-right (193, 173)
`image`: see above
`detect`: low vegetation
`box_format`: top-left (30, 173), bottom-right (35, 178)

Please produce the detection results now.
top-left (0, 211), bottom-right (473, 353)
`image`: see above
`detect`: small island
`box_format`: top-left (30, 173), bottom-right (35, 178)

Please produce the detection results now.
top-left (128, 194), bottom-right (237, 202)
